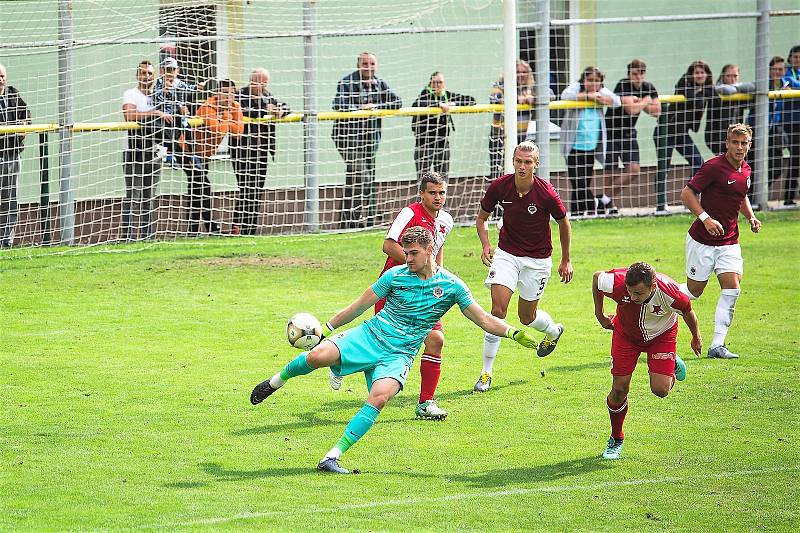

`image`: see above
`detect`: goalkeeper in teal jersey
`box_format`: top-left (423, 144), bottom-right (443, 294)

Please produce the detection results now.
top-left (249, 226), bottom-right (540, 474)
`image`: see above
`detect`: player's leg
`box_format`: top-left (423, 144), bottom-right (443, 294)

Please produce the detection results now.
top-left (416, 325), bottom-right (447, 420)
top-left (516, 258), bottom-right (564, 357)
top-left (476, 251), bottom-right (518, 392)
top-left (708, 248), bottom-right (744, 358)
top-left (646, 327), bottom-right (681, 397)
top-left (680, 234), bottom-right (715, 300)
top-left (603, 331), bottom-right (638, 460)
top-left (319, 364), bottom-right (405, 474)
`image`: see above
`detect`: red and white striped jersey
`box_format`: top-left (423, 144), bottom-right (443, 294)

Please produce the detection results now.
top-left (597, 269), bottom-right (692, 344)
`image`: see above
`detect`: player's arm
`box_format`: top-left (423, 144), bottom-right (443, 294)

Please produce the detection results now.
top-left (435, 247), bottom-right (444, 268)
top-left (326, 287), bottom-right (380, 332)
top-left (592, 271), bottom-right (614, 330)
top-left (680, 185), bottom-right (724, 236)
top-left (645, 96), bottom-right (661, 117)
top-left (681, 308), bottom-right (703, 357)
top-left (555, 216), bottom-right (573, 283)
top-left (738, 196), bottom-right (761, 233)
top-left (476, 207), bottom-right (493, 266)
top-left (382, 238), bottom-right (405, 264)
top-left (461, 302), bottom-right (537, 348)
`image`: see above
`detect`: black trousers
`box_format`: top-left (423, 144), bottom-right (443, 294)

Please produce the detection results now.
top-left (232, 150), bottom-right (269, 235)
top-left (122, 146), bottom-right (161, 241)
top-left (783, 122), bottom-right (800, 202)
top-left (336, 141), bottom-right (378, 229)
top-left (186, 159), bottom-right (215, 234)
top-left (414, 136), bottom-right (450, 180)
top-left (567, 149), bottom-right (596, 215)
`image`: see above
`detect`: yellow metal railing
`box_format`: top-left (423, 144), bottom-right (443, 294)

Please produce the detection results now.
top-left (2, 89), bottom-right (799, 134)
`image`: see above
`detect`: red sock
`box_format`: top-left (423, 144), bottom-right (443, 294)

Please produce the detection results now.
top-left (418, 352), bottom-right (442, 403)
top-left (607, 396), bottom-right (628, 441)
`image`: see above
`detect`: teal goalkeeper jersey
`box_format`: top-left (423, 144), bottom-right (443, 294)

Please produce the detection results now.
top-left (366, 265), bottom-right (474, 357)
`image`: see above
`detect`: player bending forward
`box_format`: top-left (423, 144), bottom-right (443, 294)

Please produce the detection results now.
top-left (250, 226), bottom-right (539, 474)
top-left (474, 141), bottom-right (573, 392)
top-left (330, 171), bottom-right (454, 421)
top-left (679, 122), bottom-right (761, 360)
top-left (592, 261), bottom-right (702, 460)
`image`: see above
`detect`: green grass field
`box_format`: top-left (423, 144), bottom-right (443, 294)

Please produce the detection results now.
top-left (1, 212), bottom-right (798, 531)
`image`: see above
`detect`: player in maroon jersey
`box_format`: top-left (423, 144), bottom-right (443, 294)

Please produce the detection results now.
top-left (679, 123), bottom-right (761, 360)
top-left (592, 261), bottom-right (702, 460)
top-left (329, 172), bottom-right (454, 420)
top-left (473, 141), bottom-right (573, 392)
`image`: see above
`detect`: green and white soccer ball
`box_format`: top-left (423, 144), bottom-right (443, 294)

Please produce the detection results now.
top-left (286, 312), bottom-right (323, 350)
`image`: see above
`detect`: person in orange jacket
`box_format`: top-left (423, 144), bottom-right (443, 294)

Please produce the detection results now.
top-left (191, 79), bottom-right (244, 234)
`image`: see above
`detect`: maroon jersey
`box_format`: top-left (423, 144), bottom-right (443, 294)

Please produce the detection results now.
top-left (687, 154), bottom-right (751, 246)
top-left (480, 173), bottom-right (567, 258)
top-left (597, 269), bottom-right (691, 344)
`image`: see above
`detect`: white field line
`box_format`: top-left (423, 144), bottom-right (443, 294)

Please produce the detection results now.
top-left (137, 464), bottom-right (799, 530)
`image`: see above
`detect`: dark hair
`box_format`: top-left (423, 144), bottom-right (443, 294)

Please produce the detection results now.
top-left (579, 66), bottom-right (604, 87)
top-left (138, 60), bottom-right (153, 68)
top-left (627, 59), bottom-right (646, 73)
top-left (419, 171), bottom-right (446, 192)
top-left (683, 60), bottom-right (713, 86)
top-left (770, 55), bottom-right (786, 67)
top-left (401, 226), bottom-right (433, 248)
top-left (218, 78), bottom-right (236, 91)
top-left (625, 261), bottom-right (655, 287)
top-left (788, 45), bottom-right (800, 59)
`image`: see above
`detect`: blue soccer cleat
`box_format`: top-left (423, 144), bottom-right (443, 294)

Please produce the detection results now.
top-left (708, 345), bottom-right (739, 359)
top-left (674, 355), bottom-right (687, 381)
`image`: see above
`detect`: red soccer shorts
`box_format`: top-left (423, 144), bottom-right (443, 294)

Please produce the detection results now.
top-left (375, 297), bottom-right (443, 331)
top-left (610, 323), bottom-right (677, 377)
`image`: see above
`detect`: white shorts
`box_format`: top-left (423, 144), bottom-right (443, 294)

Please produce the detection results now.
top-left (484, 248), bottom-right (552, 301)
top-left (685, 234), bottom-right (744, 281)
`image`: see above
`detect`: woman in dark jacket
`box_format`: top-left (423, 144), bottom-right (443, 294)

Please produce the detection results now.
top-left (411, 71), bottom-right (476, 180)
top-left (660, 60), bottom-right (715, 178)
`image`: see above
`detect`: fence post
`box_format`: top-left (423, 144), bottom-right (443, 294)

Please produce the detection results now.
top-left (655, 108), bottom-right (669, 212)
top-left (502, 0), bottom-right (517, 174)
top-left (57, 0), bottom-right (75, 244)
top-left (534, 0), bottom-right (550, 181)
top-left (39, 132), bottom-right (51, 245)
top-left (754, 0), bottom-right (770, 209)
top-left (303, 1), bottom-right (320, 232)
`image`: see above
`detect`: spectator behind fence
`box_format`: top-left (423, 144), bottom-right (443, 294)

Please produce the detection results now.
top-left (332, 52), bottom-right (402, 229)
top-left (560, 66), bottom-right (621, 216)
top-left (193, 79), bottom-right (244, 234)
top-left (152, 57), bottom-right (203, 171)
top-left (488, 59), bottom-right (555, 181)
top-left (659, 60), bottom-right (715, 181)
top-left (601, 58), bottom-right (661, 214)
top-left (705, 64), bottom-right (755, 157)
top-left (121, 60), bottom-right (168, 241)
top-left (411, 71), bottom-right (476, 180)
top-left (0, 63), bottom-right (30, 249)
top-left (780, 45), bottom-right (800, 206)
top-left (230, 68), bottom-right (290, 235)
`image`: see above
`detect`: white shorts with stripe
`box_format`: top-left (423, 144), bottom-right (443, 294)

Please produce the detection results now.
top-left (685, 234), bottom-right (743, 281)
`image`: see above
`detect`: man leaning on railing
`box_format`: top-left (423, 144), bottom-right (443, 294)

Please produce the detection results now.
top-left (0, 63), bottom-right (31, 249)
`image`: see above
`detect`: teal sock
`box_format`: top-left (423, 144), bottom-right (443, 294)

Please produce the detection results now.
top-left (279, 352), bottom-right (314, 381)
top-left (334, 403), bottom-right (381, 455)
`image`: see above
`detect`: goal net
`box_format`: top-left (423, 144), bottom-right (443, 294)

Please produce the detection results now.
top-left (0, 0), bottom-right (797, 248)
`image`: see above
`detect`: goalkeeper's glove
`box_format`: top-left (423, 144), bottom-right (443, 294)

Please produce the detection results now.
top-left (321, 321), bottom-right (335, 341)
top-left (505, 327), bottom-right (537, 349)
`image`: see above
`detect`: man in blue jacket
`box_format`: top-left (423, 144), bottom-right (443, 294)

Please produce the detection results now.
top-left (332, 52), bottom-right (401, 229)
top-left (781, 45), bottom-right (800, 206)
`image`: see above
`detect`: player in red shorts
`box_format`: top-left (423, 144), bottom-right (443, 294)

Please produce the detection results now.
top-left (592, 261), bottom-right (702, 460)
top-left (329, 171), bottom-right (454, 420)
top-left (679, 123), bottom-right (761, 360)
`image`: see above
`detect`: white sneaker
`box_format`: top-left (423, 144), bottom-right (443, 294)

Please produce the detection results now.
top-left (415, 399), bottom-right (448, 420)
top-left (329, 369), bottom-right (343, 390)
top-left (473, 372), bottom-right (492, 392)
top-left (708, 345), bottom-right (739, 359)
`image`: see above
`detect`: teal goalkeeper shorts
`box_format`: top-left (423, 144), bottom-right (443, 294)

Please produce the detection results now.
top-left (328, 324), bottom-right (413, 391)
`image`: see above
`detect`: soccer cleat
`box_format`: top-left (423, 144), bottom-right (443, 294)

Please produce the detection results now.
top-left (537, 324), bottom-right (565, 357)
top-left (329, 369), bottom-right (343, 391)
top-left (602, 437), bottom-right (624, 460)
top-left (250, 379), bottom-right (277, 405)
top-left (415, 399), bottom-right (448, 420)
top-left (317, 457), bottom-right (350, 474)
top-left (473, 372), bottom-right (492, 393)
top-left (674, 355), bottom-right (687, 381)
top-left (708, 345), bottom-right (739, 359)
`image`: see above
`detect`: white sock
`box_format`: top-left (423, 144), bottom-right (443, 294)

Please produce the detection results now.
top-left (324, 447), bottom-right (342, 460)
top-left (679, 283), bottom-right (698, 300)
top-left (601, 194), bottom-right (612, 206)
top-left (712, 288), bottom-right (740, 348)
top-left (482, 332), bottom-right (501, 374)
top-left (528, 309), bottom-right (560, 338)
top-left (268, 372), bottom-right (285, 389)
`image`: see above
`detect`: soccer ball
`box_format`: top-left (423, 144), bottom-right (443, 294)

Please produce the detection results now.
top-left (286, 312), bottom-right (323, 350)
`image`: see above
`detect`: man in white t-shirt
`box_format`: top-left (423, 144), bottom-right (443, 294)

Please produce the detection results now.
top-left (121, 60), bottom-right (169, 240)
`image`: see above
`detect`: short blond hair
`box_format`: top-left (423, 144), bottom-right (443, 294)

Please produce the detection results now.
top-left (727, 123), bottom-right (753, 140)
top-left (514, 140), bottom-right (540, 161)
